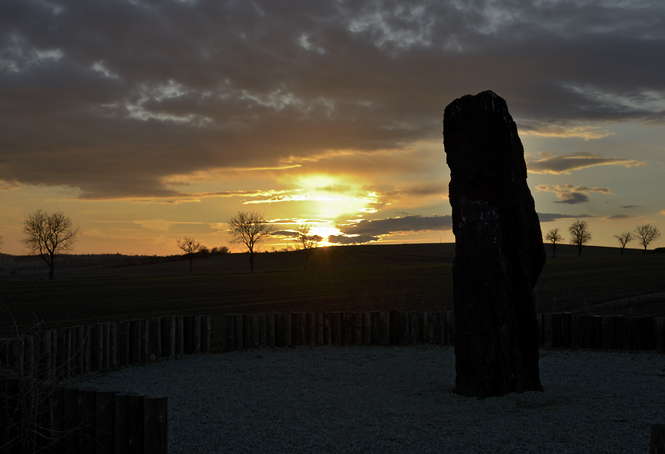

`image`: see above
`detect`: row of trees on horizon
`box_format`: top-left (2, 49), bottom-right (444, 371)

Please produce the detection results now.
top-left (545, 220), bottom-right (662, 258)
top-left (3, 210), bottom-right (662, 279)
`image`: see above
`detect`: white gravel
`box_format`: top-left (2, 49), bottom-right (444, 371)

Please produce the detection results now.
top-left (74, 345), bottom-right (665, 453)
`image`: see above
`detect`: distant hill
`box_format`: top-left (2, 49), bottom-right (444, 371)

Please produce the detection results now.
top-left (0, 242), bottom-right (648, 280)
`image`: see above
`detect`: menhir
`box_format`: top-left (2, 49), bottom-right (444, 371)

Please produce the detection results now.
top-left (443, 90), bottom-right (546, 397)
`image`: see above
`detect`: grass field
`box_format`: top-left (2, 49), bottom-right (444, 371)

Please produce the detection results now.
top-left (1, 243), bottom-right (664, 348)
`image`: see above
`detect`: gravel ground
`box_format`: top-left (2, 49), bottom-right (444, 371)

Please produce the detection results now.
top-left (74, 345), bottom-right (665, 453)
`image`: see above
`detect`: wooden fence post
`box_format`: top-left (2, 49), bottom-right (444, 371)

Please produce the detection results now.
top-left (307, 313), bottom-right (315, 346)
top-left (644, 316), bottom-right (655, 350)
top-left (129, 321), bottom-right (140, 364)
top-left (118, 321), bottom-right (130, 367)
top-left (201, 316), bottom-right (211, 353)
top-left (129, 395), bottom-right (145, 454)
top-left (601, 316), bottom-right (614, 350)
top-left (258, 314), bottom-right (267, 349)
top-left (234, 315), bottom-right (243, 351)
top-left (251, 315), bottom-right (260, 349)
top-left (160, 317), bottom-right (174, 358)
top-left (114, 391), bottom-right (133, 453)
top-left (148, 318), bottom-right (161, 361)
top-left (408, 312), bottom-right (419, 345)
top-left (92, 324), bottom-right (104, 371)
top-left (377, 312), bottom-right (390, 346)
top-left (144, 396), bottom-right (168, 454)
top-left (445, 312), bottom-right (455, 345)
top-left (95, 390), bottom-right (117, 454)
top-left (315, 313), bottom-right (324, 346)
top-left (561, 312), bottom-right (572, 348)
top-left (183, 316), bottom-right (193, 354)
top-left (656, 318), bottom-right (665, 353)
top-left (175, 316), bottom-right (184, 357)
top-left (109, 323), bottom-right (117, 369)
top-left (266, 313), bottom-right (275, 348)
top-left (242, 315), bottom-right (251, 350)
top-left (651, 424), bottom-right (665, 454)
top-left (141, 320), bottom-right (150, 363)
top-left (323, 313), bottom-right (332, 345)
top-left (624, 317), bottom-right (636, 350)
top-left (283, 313), bottom-right (292, 347)
top-left (274, 313), bottom-right (284, 348)
top-left (225, 315), bottom-right (235, 352)
top-left (353, 313), bottom-right (363, 345)
top-left (363, 312), bottom-right (371, 345)
top-left (63, 387), bottom-right (79, 452)
top-left (192, 315), bottom-right (201, 354)
top-left (341, 313), bottom-right (353, 345)
top-left (77, 387), bottom-right (97, 453)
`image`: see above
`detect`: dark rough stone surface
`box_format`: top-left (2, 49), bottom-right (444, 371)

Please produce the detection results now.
top-left (443, 90), bottom-right (546, 397)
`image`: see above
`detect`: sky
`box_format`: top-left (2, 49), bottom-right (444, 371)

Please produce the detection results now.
top-left (0, 0), bottom-right (664, 256)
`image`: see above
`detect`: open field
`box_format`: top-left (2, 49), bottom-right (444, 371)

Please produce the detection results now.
top-left (1, 243), bottom-right (664, 349)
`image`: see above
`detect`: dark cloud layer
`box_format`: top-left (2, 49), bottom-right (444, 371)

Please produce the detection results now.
top-left (1, 0), bottom-right (664, 198)
top-left (339, 215), bottom-right (452, 236)
top-left (527, 152), bottom-right (648, 174)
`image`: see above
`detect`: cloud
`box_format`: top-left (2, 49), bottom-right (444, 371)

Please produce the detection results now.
top-left (621, 205), bottom-right (640, 209)
top-left (0, 1), bottom-right (664, 199)
top-left (536, 184), bottom-right (612, 204)
top-left (328, 234), bottom-right (379, 245)
top-left (339, 215), bottom-right (452, 236)
top-left (537, 213), bottom-right (594, 223)
top-left (527, 152), bottom-right (648, 175)
top-left (604, 214), bottom-right (635, 220)
top-left (522, 125), bottom-right (614, 140)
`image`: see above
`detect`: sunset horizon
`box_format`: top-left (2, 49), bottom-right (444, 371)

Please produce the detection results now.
top-left (1, 1), bottom-right (663, 257)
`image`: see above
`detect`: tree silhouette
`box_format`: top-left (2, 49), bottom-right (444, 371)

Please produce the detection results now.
top-left (613, 232), bottom-right (633, 255)
top-left (176, 237), bottom-right (203, 274)
top-left (294, 224), bottom-right (323, 270)
top-left (545, 228), bottom-right (563, 258)
top-left (635, 224), bottom-right (661, 253)
top-left (21, 210), bottom-right (80, 279)
top-left (228, 211), bottom-right (273, 272)
top-left (568, 220), bottom-right (591, 257)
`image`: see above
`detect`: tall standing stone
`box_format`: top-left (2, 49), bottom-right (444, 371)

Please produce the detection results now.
top-left (444, 90), bottom-right (546, 397)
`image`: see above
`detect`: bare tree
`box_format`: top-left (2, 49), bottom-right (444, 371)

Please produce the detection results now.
top-left (613, 232), bottom-right (633, 255)
top-left (294, 224), bottom-right (323, 270)
top-left (635, 224), bottom-right (661, 253)
top-left (21, 210), bottom-right (80, 279)
top-left (569, 219), bottom-right (591, 257)
top-left (176, 237), bottom-right (203, 274)
top-left (544, 228), bottom-right (563, 258)
top-left (228, 211), bottom-right (274, 272)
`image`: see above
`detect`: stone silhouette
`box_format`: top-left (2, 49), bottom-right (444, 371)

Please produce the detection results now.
top-left (443, 90), bottom-right (546, 397)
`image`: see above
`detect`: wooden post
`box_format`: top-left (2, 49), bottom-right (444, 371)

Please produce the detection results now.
top-left (201, 316), bottom-right (211, 353)
top-left (175, 316), bottom-right (184, 356)
top-left (24, 336), bottom-right (34, 378)
top-left (397, 312), bottom-right (409, 346)
top-left (561, 312), bottom-right (572, 348)
top-left (192, 315), bottom-right (202, 354)
top-left (581, 316), bottom-right (594, 349)
top-left (225, 315), bottom-right (235, 352)
top-left (601, 316), bottom-right (614, 350)
top-left (445, 312), bottom-right (455, 345)
top-left (363, 312), bottom-right (371, 345)
top-left (258, 314), bottom-right (267, 348)
top-left (77, 387), bottom-right (97, 454)
top-left (283, 313), bottom-right (292, 347)
top-left (296, 313), bottom-right (307, 347)
top-left (144, 396), bottom-right (168, 454)
top-left (436, 312), bottom-right (445, 345)
top-left (307, 313), bottom-right (315, 346)
top-left (266, 313), bottom-right (275, 348)
top-left (612, 315), bottom-right (624, 350)
top-left (39, 330), bottom-right (52, 380)
top-left (551, 313), bottom-right (562, 347)
top-left (656, 318), bottom-right (665, 353)
top-left (141, 319), bottom-right (150, 363)
top-left (234, 315), bottom-right (243, 350)
top-left (650, 424), bottom-right (665, 454)
top-left (644, 316), bottom-right (655, 350)
top-left (95, 390), bottom-right (117, 453)
top-left (274, 313), bottom-right (284, 348)
top-left (148, 318), bottom-right (161, 361)
top-left (332, 313), bottom-right (342, 345)
top-left (426, 312), bottom-right (436, 344)
top-left (92, 324), bottom-right (104, 371)
top-left (376, 312), bottom-right (390, 346)
top-left (315, 313), bottom-right (324, 346)
top-left (353, 313), bottom-right (363, 345)
top-left (63, 387), bottom-right (79, 452)
top-left (160, 317), bottom-right (173, 358)
top-left (592, 315), bottom-right (602, 349)
top-left (408, 312), bottom-right (419, 345)
top-left (117, 322), bottom-right (130, 367)
top-left (541, 313), bottom-right (552, 347)
top-left (129, 395), bottom-right (145, 454)
top-left (240, 315), bottom-right (250, 350)
top-left (109, 323), bottom-right (117, 368)
top-left (571, 316), bottom-right (583, 348)
top-left (114, 392), bottom-right (134, 453)
top-left (129, 320), bottom-right (140, 364)
top-left (342, 313), bottom-right (354, 345)
top-left (102, 323), bottom-right (110, 369)
top-left (251, 314), bottom-right (260, 349)
top-left (624, 317), bottom-right (636, 350)
top-left (323, 313), bottom-right (332, 345)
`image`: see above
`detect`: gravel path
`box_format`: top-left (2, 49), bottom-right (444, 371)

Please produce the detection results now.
top-left (74, 345), bottom-right (665, 453)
